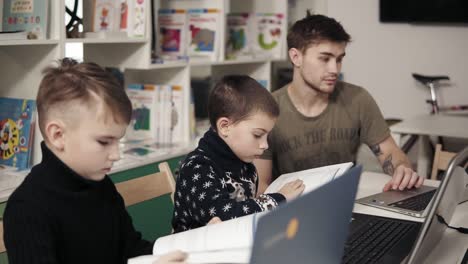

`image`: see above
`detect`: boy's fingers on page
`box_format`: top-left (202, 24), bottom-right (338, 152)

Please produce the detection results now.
top-left (207, 217), bottom-right (222, 225)
top-left (156, 251), bottom-right (188, 263)
top-left (288, 179), bottom-right (303, 188)
top-left (297, 183), bottom-right (305, 194)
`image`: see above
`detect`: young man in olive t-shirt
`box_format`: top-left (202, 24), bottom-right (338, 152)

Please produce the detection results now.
top-left (255, 14), bottom-right (424, 194)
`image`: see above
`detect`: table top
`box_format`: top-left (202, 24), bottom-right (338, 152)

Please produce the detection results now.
top-left (390, 114), bottom-right (468, 139)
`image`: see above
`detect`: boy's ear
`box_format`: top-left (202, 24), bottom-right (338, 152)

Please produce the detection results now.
top-left (289, 48), bottom-right (302, 67)
top-left (44, 120), bottom-right (67, 151)
top-left (216, 117), bottom-right (231, 138)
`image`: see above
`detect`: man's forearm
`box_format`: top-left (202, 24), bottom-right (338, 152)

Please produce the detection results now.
top-left (371, 143), bottom-right (412, 176)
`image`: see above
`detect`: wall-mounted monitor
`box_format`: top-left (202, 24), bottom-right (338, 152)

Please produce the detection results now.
top-left (380, 0), bottom-right (468, 23)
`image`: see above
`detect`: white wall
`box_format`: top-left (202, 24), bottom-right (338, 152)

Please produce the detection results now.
top-left (322, 0), bottom-right (468, 119)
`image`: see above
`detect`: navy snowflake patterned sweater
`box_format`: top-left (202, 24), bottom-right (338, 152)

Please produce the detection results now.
top-left (172, 128), bottom-right (286, 233)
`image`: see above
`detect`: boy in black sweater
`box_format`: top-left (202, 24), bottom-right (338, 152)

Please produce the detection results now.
top-left (3, 58), bottom-right (186, 264)
top-left (172, 75), bottom-right (305, 232)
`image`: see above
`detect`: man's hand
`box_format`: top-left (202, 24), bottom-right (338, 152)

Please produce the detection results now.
top-left (383, 164), bottom-right (424, 191)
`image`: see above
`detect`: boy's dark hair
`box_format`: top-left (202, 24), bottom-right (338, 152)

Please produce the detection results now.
top-left (208, 75), bottom-right (279, 129)
top-left (287, 14), bottom-right (351, 53)
top-left (36, 58), bottom-right (132, 136)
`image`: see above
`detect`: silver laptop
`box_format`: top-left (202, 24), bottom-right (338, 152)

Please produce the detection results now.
top-left (406, 157), bottom-right (467, 263)
top-left (343, 147), bottom-right (468, 264)
top-left (249, 166), bottom-right (362, 264)
top-left (355, 184), bottom-right (437, 217)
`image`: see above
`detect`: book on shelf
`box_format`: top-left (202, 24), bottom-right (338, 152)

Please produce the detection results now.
top-left (158, 85), bottom-right (172, 145)
top-left (0, 97), bottom-right (36, 171)
top-left (187, 9), bottom-right (221, 61)
top-left (1, 0), bottom-right (49, 39)
top-left (170, 85), bottom-right (184, 143)
top-left (156, 9), bottom-right (187, 61)
top-left (91, 0), bottom-right (121, 32)
top-left (120, 0), bottom-right (146, 38)
top-left (84, 30), bottom-right (127, 39)
top-left (123, 146), bottom-right (155, 158)
top-left (0, 30), bottom-right (28, 40)
top-left (126, 86), bottom-right (158, 141)
top-left (225, 13), bottom-right (253, 60)
top-left (126, 83), bottom-right (185, 145)
top-left (128, 213), bottom-right (261, 264)
top-left (252, 13), bottom-right (285, 59)
top-left (264, 162), bottom-right (354, 196)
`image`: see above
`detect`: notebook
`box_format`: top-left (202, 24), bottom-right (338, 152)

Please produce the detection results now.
top-left (355, 184), bottom-right (437, 217)
top-left (343, 153), bottom-right (467, 264)
top-left (249, 165), bottom-right (362, 264)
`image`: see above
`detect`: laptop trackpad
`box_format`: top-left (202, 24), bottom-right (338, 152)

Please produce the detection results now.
top-left (359, 185), bottom-right (435, 205)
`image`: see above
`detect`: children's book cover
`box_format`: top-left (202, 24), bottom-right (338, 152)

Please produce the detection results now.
top-left (2, 0), bottom-right (49, 39)
top-left (120, 0), bottom-right (146, 37)
top-left (225, 13), bottom-right (252, 60)
top-left (170, 85), bottom-right (184, 143)
top-left (126, 87), bottom-right (157, 140)
top-left (158, 85), bottom-right (172, 145)
top-left (187, 9), bottom-right (220, 60)
top-left (157, 9), bottom-right (187, 60)
top-left (0, 98), bottom-right (36, 170)
top-left (92, 0), bottom-right (121, 32)
top-left (252, 13), bottom-right (284, 59)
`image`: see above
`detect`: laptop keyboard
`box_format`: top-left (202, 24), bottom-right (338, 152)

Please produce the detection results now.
top-left (343, 215), bottom-right (419, 264)
top-left (388, 189), bottom-right (436, 211)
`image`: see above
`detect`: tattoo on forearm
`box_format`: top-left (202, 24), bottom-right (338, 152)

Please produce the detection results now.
top-left (370, 144), bottom-right (383, 156)
top-left (383, 155), bottom-right (395, 175)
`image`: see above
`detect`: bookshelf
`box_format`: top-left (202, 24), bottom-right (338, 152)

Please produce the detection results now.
top-left (0, 0), bottom-right (289, 168)
top-left (0, 1), bottom-right (65, 166)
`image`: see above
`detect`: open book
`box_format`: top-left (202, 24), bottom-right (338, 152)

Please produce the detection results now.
top-left (128, 213), bottom-right (265, 264)
top-left (128, 162), bottom-right (353, 264)
top-left (264, 162), bottom-right (354, 195)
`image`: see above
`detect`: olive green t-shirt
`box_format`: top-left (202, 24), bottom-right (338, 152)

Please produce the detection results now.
top-left (262, 81), bottom-right (390, 179)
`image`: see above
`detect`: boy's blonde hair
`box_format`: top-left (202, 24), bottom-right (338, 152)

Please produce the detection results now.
top-left (208, 75), bottom-right (279, 129)
top-left (36, 58), bottom-right (132, 137)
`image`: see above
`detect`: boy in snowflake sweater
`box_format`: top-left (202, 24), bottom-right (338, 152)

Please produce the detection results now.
top-left (172, 75), bottom-right (305, 232)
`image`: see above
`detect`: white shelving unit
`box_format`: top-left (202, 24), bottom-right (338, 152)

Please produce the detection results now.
top-left (0, 1), bottom-right (65, 166)
top-left (0, 0), bottom-right (289, 168)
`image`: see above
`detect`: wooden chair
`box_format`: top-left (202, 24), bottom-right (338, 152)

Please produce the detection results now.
top-left (0, 221), bottom-right (5, 253)
top-left (115, 162), bottom-right (176, 207)
top-left (431, 144), bottom-right (457, 180)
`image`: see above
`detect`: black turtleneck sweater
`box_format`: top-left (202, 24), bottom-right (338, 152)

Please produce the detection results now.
top-left (3, 142), bottom-right (153, 264)
top-left (172, 128), bottom-right (286, 233)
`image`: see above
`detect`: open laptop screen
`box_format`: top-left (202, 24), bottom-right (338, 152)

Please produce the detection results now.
top-left (250, 166), bottom-right (362, 264)
top-left (406, 165), bottom-right (467, 263)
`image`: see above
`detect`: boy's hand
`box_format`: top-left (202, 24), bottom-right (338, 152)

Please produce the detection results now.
top-left (207, 217), bottom-right (222, 225)
top-left (383, 164), bottom-right (424, 191)
top-left (277, 179), bottom-right (305, 201)
top-left (153, 250), bottom-right (187, 264)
